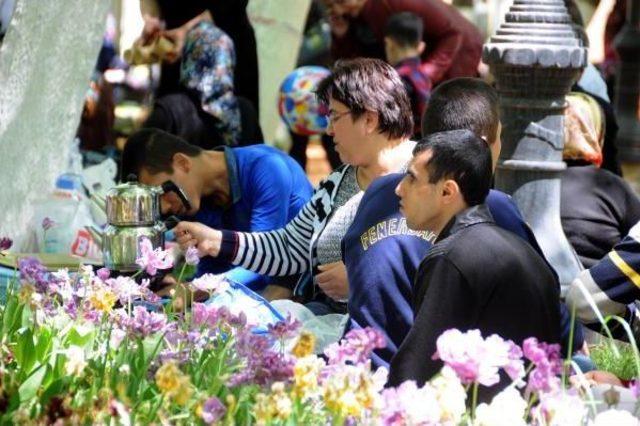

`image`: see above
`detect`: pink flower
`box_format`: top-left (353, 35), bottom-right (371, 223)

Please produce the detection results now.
top-left (267, 315), bottom-right (301, 341)
top-left (96, 267), bottom-right (111, 281)
top-left (522, 338), bottom-right (562, 393)
top-left (324, 327), bottom-right (385, 365)
top-left (135, 237), bottom-right (173, 276)
top-left (630, 379), bottom-right (640, 399)
top-left (380, 381), bottom-right (442, 425)
top-left (433, 329), bottom-right (524, 387)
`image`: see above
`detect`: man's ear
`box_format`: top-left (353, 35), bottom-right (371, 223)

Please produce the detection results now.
top-left (173, 153), bottom-right (192, 173)
top-left (441, 179), bottom-right (460, 204)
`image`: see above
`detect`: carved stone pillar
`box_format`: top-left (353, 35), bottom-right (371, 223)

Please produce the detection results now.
top-left (614, 0), bottom-right (640, 191)
top-left (483, 0), bottom-right (588, 289)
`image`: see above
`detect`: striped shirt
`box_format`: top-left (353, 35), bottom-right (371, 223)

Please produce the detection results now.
top-left (217, 165), bottom-right (356, 280)
top-left (567, 221), bottom-right (640, 326)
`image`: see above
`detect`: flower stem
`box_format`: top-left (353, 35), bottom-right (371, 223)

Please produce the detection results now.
top-left (470, 382), bottom-right (479, 420)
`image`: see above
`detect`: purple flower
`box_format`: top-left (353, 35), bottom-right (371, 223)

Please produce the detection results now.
top-left (185, 246), bottom-right (200, 266)
top-left (201, 397), bottom-right (226, 424)
top-left (135, 237), bottom-right (173, 276)
top-left (523, 337), bottom-right (562, 393)
top-left (42, 217), bottom-right (56, 231)
top-left (229, 331), bottom-right (295, 387)
top-left (191, 274), bottom-right (229, 294)
top-left (18, 257), bottom-right (49, 291)
top-left (127, 306), bottom-right (168, 338)
top-left (267, 315), bottom-right (301, 341)
top-left (0, 237), bottom-right (12, 251)
top-left (96, 268), bottom-right (111, 281)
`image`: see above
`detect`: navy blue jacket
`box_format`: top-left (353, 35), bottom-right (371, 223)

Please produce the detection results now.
top-left (342, 173), bottom-right (581, 368)
top-left (193, 146), bottom-right (312, 289)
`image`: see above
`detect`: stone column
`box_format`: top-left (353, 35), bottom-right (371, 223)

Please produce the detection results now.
top-left (614, 0), bottom-right (640, 192)
top-left (483, 0), bottom-right (588, 289)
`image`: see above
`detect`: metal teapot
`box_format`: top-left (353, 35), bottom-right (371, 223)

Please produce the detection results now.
top-left (86, 178), bottom-right (186, 272)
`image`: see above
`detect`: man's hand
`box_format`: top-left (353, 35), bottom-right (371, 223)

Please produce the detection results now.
top-left (316, 261), bottom-right (349, 301)
top-left (261, 285), bottom-right (293, 301)
top-left (141, 15), bottom-right (163, 45)
top-left (174, 221), bottom-right (223, 257)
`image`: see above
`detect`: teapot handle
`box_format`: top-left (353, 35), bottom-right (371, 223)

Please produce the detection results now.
top-left (160, 180), bottom-right (192, 212)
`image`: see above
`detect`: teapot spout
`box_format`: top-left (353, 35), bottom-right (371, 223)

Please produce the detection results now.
top-left (85, 226), bottom-right (104, 248)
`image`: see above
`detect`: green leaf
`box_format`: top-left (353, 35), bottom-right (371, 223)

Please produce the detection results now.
top-left (34, 326), bottom-right (53, 362)
top-left (18, 364), bottom-right (47, 402)
top-left (40, 377), bottom-right (69, 405)
top-left (64, 324), bottom-right (95, 349)
top-left (14, 328), bottom-right (36, 375)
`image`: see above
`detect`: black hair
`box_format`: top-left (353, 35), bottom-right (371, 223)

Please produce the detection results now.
top-left (414, 129), bottom-right (492, 206)
top-left (421, 78), bottom-right (500, 145)
top-left (316, 58), bottom-right (413, 139)
top-left (120, 128), bottom-right (203, 180)
top-left (385, 12), bottom-right (423, 48)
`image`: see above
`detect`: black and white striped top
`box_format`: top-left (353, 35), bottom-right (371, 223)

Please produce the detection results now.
top-left (218, 165), bottom-right (356, 279)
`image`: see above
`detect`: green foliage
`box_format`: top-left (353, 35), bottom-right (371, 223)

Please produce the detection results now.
top-left (591, 340), bottom-right (639, 380)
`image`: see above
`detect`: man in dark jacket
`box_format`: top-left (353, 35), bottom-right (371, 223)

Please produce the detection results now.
top-left (323, 0), bottom-right (483, 84)
top-left (342, 78), bottom-right (581, 369)
top-left (387, 130), bottom-right (561, 396)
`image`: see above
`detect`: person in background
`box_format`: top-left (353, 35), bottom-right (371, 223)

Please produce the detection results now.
top-left (323, 0), bottom-right (483, 85)
top-left (139, 0), bottom-right (259, 115)
top-left (143, 21), bottom-right (262, 148)
top-left (560, 92), bottom-right (640, 269)
top-left (387, 130), bottom-right (561, 401)
top-left (342, 77), bottom-right (582, 368)
top-left (384, 12), bottom-right (431, 138)
top-left (173, 58), bottom-right (417, 315)
top-left (121, 128), bottom-right (312, 294)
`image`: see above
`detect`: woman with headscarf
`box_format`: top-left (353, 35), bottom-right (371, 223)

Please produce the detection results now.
top-left (143, 21), bottom-right (262, 148)
top-left (560, 92), bottom-right (640, 268)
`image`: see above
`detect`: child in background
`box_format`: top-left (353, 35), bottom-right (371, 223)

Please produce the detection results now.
top-left (384, 12), bottom-right (432, 138)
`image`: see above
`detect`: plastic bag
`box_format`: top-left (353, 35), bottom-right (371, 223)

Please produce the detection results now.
top-left (271, 299), bottom-right (347, 353)
top-left (206, 279), bottom-right (284, 334)
top-left (31, 193), bottom-right (101, 258)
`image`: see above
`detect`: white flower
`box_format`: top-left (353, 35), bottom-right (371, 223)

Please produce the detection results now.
top-left (110, 328), bottom-right (127, 350)
top-left (119, 364), bottom-right (131, 375)
top-left (592, 409), bottom-right (640, 426)
top-left (534, 390), bottom-right (587, 426)
top-left (108, 276), bottom-right (142, 304)
top-left (65, 346), bottom-right (87, 376)
top-left (191, 274), bottom-right (229, 294)
top-left (431, 366), bottom-right (467, 424)
top-left (475, 387), bottom-right (527, 426)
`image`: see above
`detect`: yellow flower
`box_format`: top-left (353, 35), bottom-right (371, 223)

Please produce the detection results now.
top-left (88, 287), bottom-right (117, 313)
top-left (155, 362), bottom-right (192, 405)
top-left (252, 383), bottom-right (293, 423)
top-left (292, 331), bottom-right (316, 358)
top-left (293, 355), bottom-right (324, 399)
top-left (322, 368), bottom-right (379, 419)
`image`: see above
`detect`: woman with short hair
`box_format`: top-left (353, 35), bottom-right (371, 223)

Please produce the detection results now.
top-left (174, 58), bottom-right (415, 314)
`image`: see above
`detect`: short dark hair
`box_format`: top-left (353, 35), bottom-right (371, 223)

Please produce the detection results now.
top-left (316, 58), bottom-right (413, 139)
top-left (121, 128), bottom-right (203, 180)
top-left (385, 12), bottom-right (423, 48)
top-left (421, 78), bottom-right (500, 145)
top-left (414, 129), bottom-right (492, 206)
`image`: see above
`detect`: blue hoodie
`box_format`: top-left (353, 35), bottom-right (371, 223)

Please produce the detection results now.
top-left (342, 173), bottom-right (582, 368)
top-left (193, 145), bottom-right (313, 289)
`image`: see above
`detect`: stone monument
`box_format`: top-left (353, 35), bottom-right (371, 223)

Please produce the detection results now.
top-left (483, 0), bottom-right (588, 289)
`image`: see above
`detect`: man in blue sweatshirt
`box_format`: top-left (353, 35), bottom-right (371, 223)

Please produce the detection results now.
top-left (342, 78), bottom-right (582, 368)
top-left (122, 128), bottom-right (313, 294)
